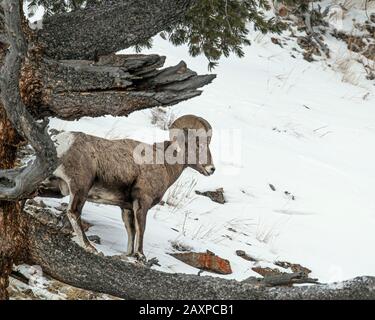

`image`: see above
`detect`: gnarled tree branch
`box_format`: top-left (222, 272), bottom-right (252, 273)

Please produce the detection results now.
top-left (34, 54), bottom-right (216, 120)
top-left (0, 0), bottom-right (57, 200)
top-left (24, 204), bottom-right (375, 300)
top-left (38, 0), bottom-right (198, 60)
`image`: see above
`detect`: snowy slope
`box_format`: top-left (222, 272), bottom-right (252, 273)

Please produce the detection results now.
top-left (27, 3), bottom-right (374, 285)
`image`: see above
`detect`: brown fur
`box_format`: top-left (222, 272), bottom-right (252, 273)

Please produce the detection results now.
top-left (49, 116), bottom-right (215, 260)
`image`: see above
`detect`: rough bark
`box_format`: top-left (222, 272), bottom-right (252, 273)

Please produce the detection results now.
top-left (0, 108), bottom-right (26, 300)
top-left (25, 54), bottom-right (216, 120)
top-left (38, 0), bottom-right (197, 60)
top-left (0, 0), bottom-right (58, 201)
top-left (0, 6), bottom-right (27, 300)
top-left (23, 206), bottom-right (375, 300)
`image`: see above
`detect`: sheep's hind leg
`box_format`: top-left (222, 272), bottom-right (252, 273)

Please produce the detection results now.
top-left (133, 198), bottom-right (151, 263)
top-left (67, 190), bottom-right (97, 254)
top-left (121, 208), bottom-right (135, 256)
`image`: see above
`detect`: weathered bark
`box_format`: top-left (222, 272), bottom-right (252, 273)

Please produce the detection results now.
top-left (0, 108), bottom-right (26, 300)
top-left (0, 0), bottom-right (58, 201)
top-left (0, 0), bottom-right (52, 300)
top-left (23, 206), bottom-right (375, 300)
top-left (0, 38), bottom-right (27, 301)
top-left (38, 0), bottom-right (197, 60)
top-left (25, 54), bottom-right (216, 120)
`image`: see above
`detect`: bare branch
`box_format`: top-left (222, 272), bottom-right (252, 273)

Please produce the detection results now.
top-left (0, 0), bottom-right (58, 201)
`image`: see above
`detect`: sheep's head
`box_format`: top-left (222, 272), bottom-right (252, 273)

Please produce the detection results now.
top-left (169, 115), bottom-right (215, 176)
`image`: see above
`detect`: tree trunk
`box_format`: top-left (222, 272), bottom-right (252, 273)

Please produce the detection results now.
top-left (0, 94), bottom-right (26, 300)
top-left (23, 205), bottom-right (375, 300)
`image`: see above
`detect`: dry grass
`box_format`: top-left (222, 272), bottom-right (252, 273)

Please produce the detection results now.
top-left (255, 219), bottom-right (282, 245)
top-left (164, 177), bottom-right (197, 212)
top-left (191, 224), bottom-right (222, 242)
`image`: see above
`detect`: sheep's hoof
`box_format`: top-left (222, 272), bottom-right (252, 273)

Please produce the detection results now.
top-left (134, 252), bottom-right (147, 264)
top-left (126, 251), bottom-right (134, 257)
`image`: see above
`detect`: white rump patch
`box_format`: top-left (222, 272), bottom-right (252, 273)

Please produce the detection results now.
top-left (53, 165), bottom-right (70, 196)
top-left (54, 132), bottom-right (75, 158)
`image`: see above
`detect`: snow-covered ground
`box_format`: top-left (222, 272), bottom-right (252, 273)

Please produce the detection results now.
top-left (27, 2), bottom-right (375, 286)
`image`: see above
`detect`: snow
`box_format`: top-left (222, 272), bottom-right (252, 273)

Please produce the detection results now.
top-left (35, 3), bottom-right (375, 285)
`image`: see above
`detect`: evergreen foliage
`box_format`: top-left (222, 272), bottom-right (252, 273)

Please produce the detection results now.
top-left (27, 0), bottom-right (305, 68)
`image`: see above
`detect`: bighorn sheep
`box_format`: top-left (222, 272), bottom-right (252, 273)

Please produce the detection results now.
top-left (44, 115), bottom-right (215, 261)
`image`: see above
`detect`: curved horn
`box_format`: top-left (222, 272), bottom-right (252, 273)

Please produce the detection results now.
top-left (169, 115), bottom-right (212, 142)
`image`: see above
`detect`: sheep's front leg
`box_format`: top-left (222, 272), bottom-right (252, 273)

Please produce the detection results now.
top-left (133, 198), bottom-right (151, 262)
top-left (67, 191), bottom-right (97, 254)
top-left (121, 208), bottom-right (135, 256)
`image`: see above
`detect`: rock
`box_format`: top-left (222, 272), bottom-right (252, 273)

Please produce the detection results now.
top-left (236, 250), bottom-right (257, 262)
top-left (170, 250), bottom-right (232, 275)
top-left (275, 261), bottom-right (312, 276)
top-left (195, 188), bottom-right (225, 204)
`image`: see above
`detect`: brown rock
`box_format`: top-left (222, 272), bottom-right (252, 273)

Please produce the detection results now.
top-left (171, 250), bottom-right (232, 275)
top-left (275, 261), bottom-right (312, 276)
top-left (236, 250), bottom-right (257, 262)
top-left (195, 188), bottom-right (226, 204)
